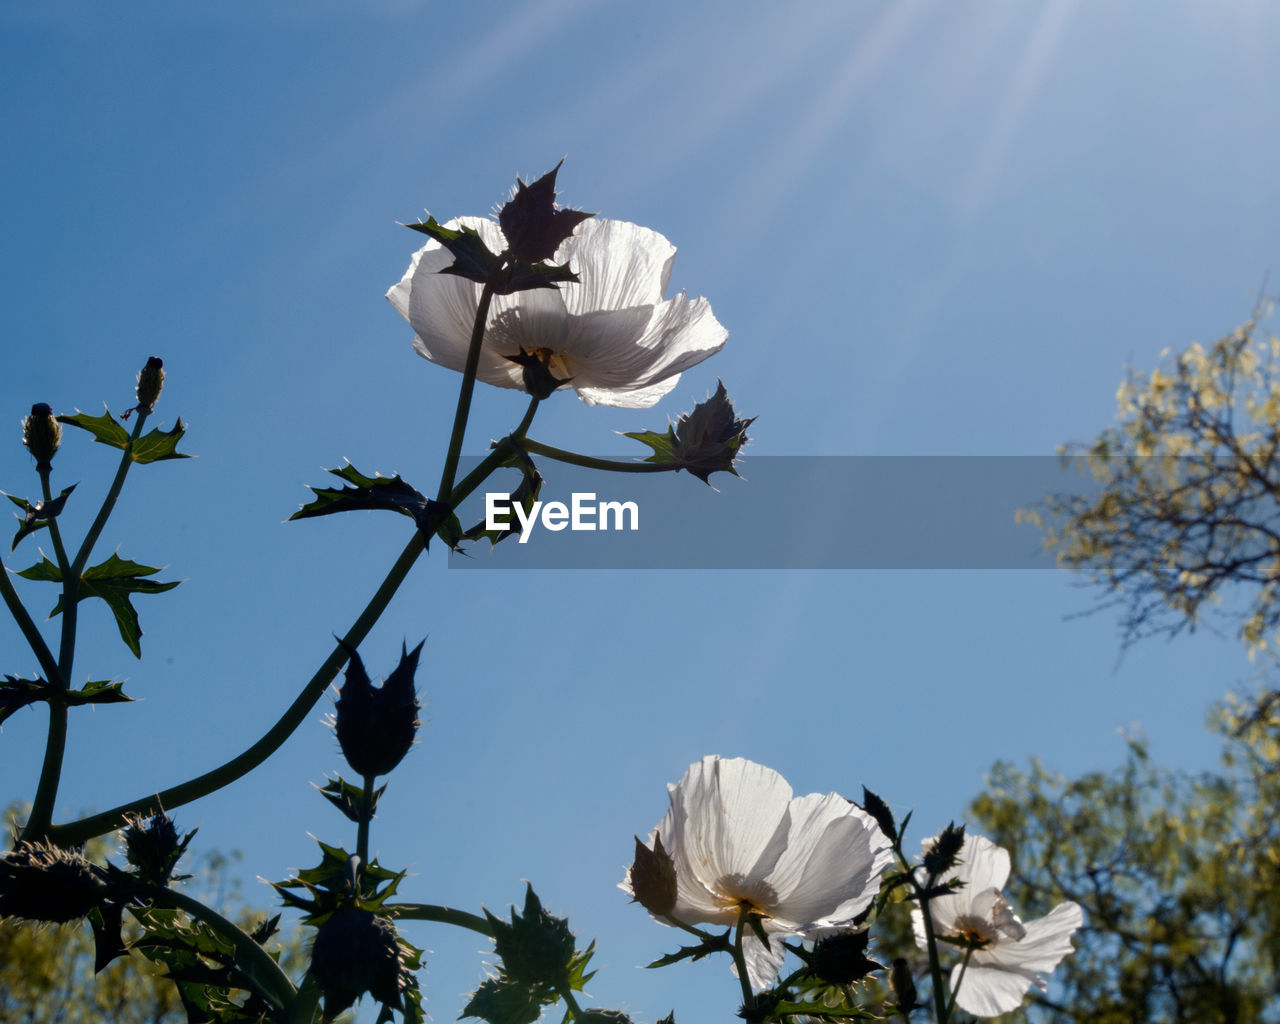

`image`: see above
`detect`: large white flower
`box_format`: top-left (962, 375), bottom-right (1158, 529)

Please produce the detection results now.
top-left (386, 217), bottom-right (727, 409)
top-left (912, 834), bottom-right (1083, 1018)
top-left (623, 756), bottom-right (893, 992)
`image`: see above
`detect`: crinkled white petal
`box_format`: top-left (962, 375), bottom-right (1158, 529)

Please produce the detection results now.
top-left (387, 215), bottom-right (725, 407)
top-left (763, 793), bottom-right (893, 929)
top-left (739, 928), bottom-right (794, 992)
top-left (919, 834), bottom-right (1012, 936)
top-left (952, 902), bottom-right (1082, 1016)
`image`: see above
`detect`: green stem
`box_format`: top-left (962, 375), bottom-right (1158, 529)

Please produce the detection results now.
top-left (287, 972), bottom-right (322, 1024)
top-left (512, 396), bottom-right (540, 441)
top-left (0, 565), bottom-right (61, 685)
top-left (945, 948), bottom-right (974, 1021)
top-left (518, 439), bottom-right (675, 474)
top-left (72, 410), bottom-right (149, 577)
top-left (437, 279), bottom-right (499, 502)
top-left (915, 877), bottom-right (950, 1024)
top-left (732, 905), bottom-right (756, 1012)
top-left (48, 408), bottom-right (525, 847)
top-left (24, 703), bottom-right (68, 842)
top-left (356, 773), bottom-right (375, 877)
top-left (385, 902), bottom-right (494, 938)
top-left (145, 885), bottom-right (297, 1013)
top-left (557, 985), bottom-right (587, 1021)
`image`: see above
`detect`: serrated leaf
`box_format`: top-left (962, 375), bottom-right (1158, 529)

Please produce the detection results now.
top-left (291, 462), bottom-right (455, 548)
top-left (17, 556), bottom-right (63, 583)
top-left (89, 902), bottom-right (128, 973)
top-left (70, 554), bottom-right (181, 658)
top-left (131, 418), bottom-right (192, 463)
top-left (0, 675), bottom-right (51, 725)
top-left (59, 407), bottom-right (131, 449)
top-left (66, 679), bottom-right (133, 708)
top-left (407, 216), bottom-right (503, 285)
top-left (4, 484), bottom-right (76, 551)
top-left (644, 931), bottom-right (732, 969)
top-left (461, 977), bottom-right (543, 1024)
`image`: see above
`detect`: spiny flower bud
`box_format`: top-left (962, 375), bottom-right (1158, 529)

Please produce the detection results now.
top-left (891, 958), bottom-right (919, 1015)
top-left (334, 640), bottom-right (424, 778)
top-left (809, 929), bottom-right (882, 986)
top-left (485, 884), bottom-right (577, 991)
top-left (22, 403), bottom-right (61, 471)
top-left (122, 808), bottom-right (195, 887)
top-left (135, 356), bottom-right (165, 412)
top-left (310, 909), bottom-right (404, 1015)
top-left (0, 841), bottom-right (104, 923)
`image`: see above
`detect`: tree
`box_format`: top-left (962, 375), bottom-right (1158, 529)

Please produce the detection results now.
top-left (0, 807), bottom-right (311, 1024)
top-left (969, 691), bottom-right (1280, 1024)
top-left (1026, 309), bottom-right (1280, 652)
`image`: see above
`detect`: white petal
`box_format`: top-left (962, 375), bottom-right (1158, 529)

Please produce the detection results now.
top-left (974, 901), bottom-right (1083, 974)
top-left (921, 833), bottom-right (1012, 936)
top-left (739, 928), bottom-right (793, 993)
top-left (675, 757), bottom-right (794, 898)
top-left (576, 376), bottom-right (681, 409)
top-left (764, 793), bottom-right (891, 928)
top-left (951, 959), bottom-right (1040, 1018)
top-left (558, 218), bottom-right (676, 314)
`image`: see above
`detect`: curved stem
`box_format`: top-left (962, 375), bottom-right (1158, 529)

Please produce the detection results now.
top-left (945, 948), bottom-right (974, 1021)
top-left (512, 396), bottom-right (540, 442)
top-left (24, 703), bottom-right (68, 842)
top-left (385, 902), bottom-right (494, 938)
top-left (0, 565), bottom-right (61, 685)
top-left (287, 972), bottom-right (322, 1024)
top-left (49, 422), bottom-right (525, 847)
top-left (145, 884), bottom-right (297, 1013)
top-left (732, 905), bottom-right (756, 1011)
top-left (437, 280), bottom-right (498, 502)
top-left (557, 984), bottom-right (587, 1021)
top-left (519, 439), bottom-right (675, 474)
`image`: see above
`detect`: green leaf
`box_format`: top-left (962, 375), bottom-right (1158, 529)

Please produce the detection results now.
top-left (66, 679), bottom-right (133, 708)
top-left (4, 484), bottom-right (76, 551)
top-left (0, 675), bottom-right (50, 725)
top-left (291, 462), bottom-right (456, 548)
top-left (59, 408), bottom-right (130, 450)
top-left (406, 216), bottom-right (503, 285)
top-left (131, 418), bottom-right (192, 463)
top-left (644, 930), bottom-right (732, 969)
top-left (461, 977), bottom-right (544, 1024)
top-left (20, 553), bottom-right (180, 658)
top-left (464, 455), bottom-right (542, 546)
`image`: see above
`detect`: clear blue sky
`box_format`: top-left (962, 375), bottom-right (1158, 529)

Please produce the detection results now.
top-left (4, 3), bottom-right (1279, 1021)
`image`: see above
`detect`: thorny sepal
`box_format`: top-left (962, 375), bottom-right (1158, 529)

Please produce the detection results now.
top-left (4, 483), bottom-right (76, 551)
top-left (497, 160), bottom-right (595, 264)
top-left (57, 408), bottom-right (191, 463)
top-left (624, 381), bottom-right (754, 486)
top-left (644, 930), bottom-right (733, 969)
top-left (17, 552), bottom-right (180, 658)
top-left (122, 807), bottom-right (197, 888)
top-left (464, 450), bottom-right (542, 546)
top-left (316, 773), bottom-right (389, 824)
top-left (271, 838), bottom-right (406, 922)
top-left (291, 462), bottom-right (463, 550)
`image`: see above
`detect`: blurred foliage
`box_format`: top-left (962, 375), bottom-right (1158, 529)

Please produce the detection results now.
top-left (0, 806), bottom-right (316, 1024)
top-left (967, 692), bottom-right (1280, 1023)
top-left (1025, 311), bottom-right (1280, 652)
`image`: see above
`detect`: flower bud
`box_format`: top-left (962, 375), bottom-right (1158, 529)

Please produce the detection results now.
top-left (310, 909), bottom-right (404, 1015)
top-left (122, 808), bottom-right (194, 887)
top-left (22, 403), bottom-right (61, 471)
top-left (486, 884), bottom-right (577, 991)
top-left (334, 640), bottom-right (424, 779)
top-left (135, 356), bottom-right (165, 412)
top-left (891, 958), bottom-right (919, 1015)
top-left (0, 841), bottom-right (104, 923)
top-left (627, 833), bottom-right (677, 918)
top-left (809, 929), bottom-right (882, 986)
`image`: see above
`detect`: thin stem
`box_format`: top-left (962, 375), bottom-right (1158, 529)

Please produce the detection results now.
top-left (945, 948), bottom-right (975, 1021)
top-left (732, 905), bottom-right (756, 1012)
top-left (437, 279), bottom-right (499, 502)
top-left (72, 410), bottom-right (150, 577)
top-left (385, 903), bottom-right (494, 938)
top-left (145, 884), bottom-right (297, 1013)
top-left (287, 972), bottom-right (321, 1024)
top-left (38, 469), bottom-right (72, 585)
top-left (0, 565), bottom-right (61, 685)
top-left (24, 703), bottom-right (68, 842)
top-left (512, 396), bottom-right (540, 441)
top-left (49, 416), bottom-right (524, 846)
top-left (557, 985), bottom-right (587, 1021)
top-left (915, 879), bottom-right (950, 1024)
top-left (519, 439), bottom-right (675, 474)
top-left (356, 773), bottom-right (375, 876)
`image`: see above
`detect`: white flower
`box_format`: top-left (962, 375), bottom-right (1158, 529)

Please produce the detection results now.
top-left (912, 834), bottom-right (1083, 1018)
top-left (386, 217), bottom-right (727, 409)
top-left (622, 755), bottom-right (893, 991)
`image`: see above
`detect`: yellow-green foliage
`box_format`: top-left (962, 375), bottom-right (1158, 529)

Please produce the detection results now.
top-left (1036, 311), bottom-right (1280, 652)
top-left (968, 691), bottom-right (1280, 1024)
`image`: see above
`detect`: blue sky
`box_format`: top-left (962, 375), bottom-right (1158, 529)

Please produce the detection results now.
top-left (4, 2), bottom-right (1280, 1021)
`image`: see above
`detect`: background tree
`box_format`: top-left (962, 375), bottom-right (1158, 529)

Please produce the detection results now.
top-left (1026, 308), bottom-right (1280, 652)
top-left (969, 692), bottom-right (1280, 1024)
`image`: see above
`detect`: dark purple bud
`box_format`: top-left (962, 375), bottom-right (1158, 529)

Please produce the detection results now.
top-left (135, 356), bottom-right (165, 412)
top-left (0, 842), bottom-right (104, 923)
top-left (310, 909), bottom-right (404, 1014)
top-left (22, 403), bottom-right (61, 471)
top-left (334, 640), bottom-right (424, 778)
top-left (497, 160), bottom-right (595, 264)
